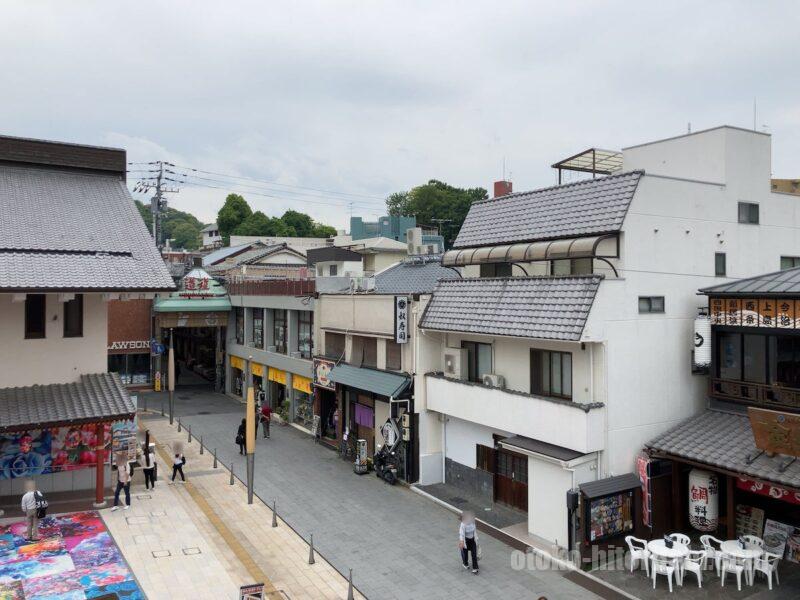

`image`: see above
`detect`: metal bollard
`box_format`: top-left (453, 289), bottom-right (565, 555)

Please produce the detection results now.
top-left (199, 435), bottom-right (204, 454)
top-left (272, 500), bottom-right (278, 527)
top-left (229, 463), bottom-right (235, 485)
top-left (308, 534), bottom-right (315, 565)
top-left (347, 569), bottom-right (354, 600)
top-left (187, 425), bottom-right (192, 443)
top-left (160, 399), bottom-right (164, 417)
top-left (177, 419), bottom-right (182, 433)
top-left (213, 449), bottom-right (218, 468)
top-left (144, 395), bottom-right (148, 413)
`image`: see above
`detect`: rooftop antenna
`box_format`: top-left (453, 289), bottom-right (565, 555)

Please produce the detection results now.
top-left (753, 97), bottom-right (757, 131)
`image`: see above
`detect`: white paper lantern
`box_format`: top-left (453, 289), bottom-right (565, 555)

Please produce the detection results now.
top-left (689, 469), bottom-right (719, 531)
top-left (694, 316), bottom-right (712, 368)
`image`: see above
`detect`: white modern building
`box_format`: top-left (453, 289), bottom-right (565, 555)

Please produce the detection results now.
top-left (418, 126), bottom-right (800, 549)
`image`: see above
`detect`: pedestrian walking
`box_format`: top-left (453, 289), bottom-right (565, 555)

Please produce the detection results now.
top-left (172, 452), bottom-right (186, 482)
top-left (20, 480), bottom-right (42, 541)
top-left (458, 511), bottom-right (479, 574)
top-left (111, 455), bottom-right (131, 511)
top-left (260, 401), bottom-right (272, 439)
top-left (142, 444), bottom-right (156, 490)
top-left (236, 418), bottom-right (246, 454)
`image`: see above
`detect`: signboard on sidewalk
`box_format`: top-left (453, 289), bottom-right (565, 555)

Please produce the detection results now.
top-left (239, 582), bottom-right (265, 599)
top-left (111, 420), bottom-right (138, 461)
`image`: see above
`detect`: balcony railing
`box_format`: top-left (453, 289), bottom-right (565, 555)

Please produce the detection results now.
top-left (226, 279), bottom-right (315, 297)
top-left (710, 377), bottom-right (800, 411)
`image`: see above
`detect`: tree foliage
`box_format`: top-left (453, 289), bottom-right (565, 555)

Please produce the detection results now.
top-left (385, 180), bottom-right (487, 248)
top-left (217, 193), bottom-right (252, 244)
top-left (134, 200), bottom-right (203, 250)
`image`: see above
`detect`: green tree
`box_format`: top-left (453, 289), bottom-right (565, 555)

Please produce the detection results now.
top-left (281, 210), bottom-right (315, 237)
top-left (311, 223), bottom-right (337, 238)
top-left (217, 193), bottom-right (252, 244)
top-left (171, 221), bottom-right (201, 250)
top-left (386, 180), bottom-right (487, 248)
top-left (135, 200), bottom-right (153, 231)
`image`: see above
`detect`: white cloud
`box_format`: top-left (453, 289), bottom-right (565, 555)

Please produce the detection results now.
top-left (2, 1), bottom-right (800, 226)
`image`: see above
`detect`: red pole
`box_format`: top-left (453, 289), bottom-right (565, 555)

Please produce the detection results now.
top-left (93, 422), bottom-right (106, 508)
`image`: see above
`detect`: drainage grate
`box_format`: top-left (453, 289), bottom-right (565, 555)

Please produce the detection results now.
top-left (152, 550), bottom-right (171, 558)
top-left (182, 547), bottom-right (201, 555)
top-left (150, 510), bottom-right (166, 517)
top-left (449, 496), bottom-right (468, 505)
top-left (125, 516), bottom-right (149, 525)
top-left (136, 494), bottom-right (152, 500)
top-left (197, 411), bottom-right (212, 415)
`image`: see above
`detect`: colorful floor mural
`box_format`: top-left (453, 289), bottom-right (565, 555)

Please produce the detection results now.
top-left (0, 511), bottom-right (142, 599)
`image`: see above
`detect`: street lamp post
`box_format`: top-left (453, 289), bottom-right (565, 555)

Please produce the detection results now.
top-left (168, 328), bottom-right (175, 425)
top-left (245, 356), bottom-right (255, 504)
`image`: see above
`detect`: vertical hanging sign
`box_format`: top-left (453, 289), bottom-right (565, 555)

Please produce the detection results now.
top-left (395, 296), bottom-right (409, 344)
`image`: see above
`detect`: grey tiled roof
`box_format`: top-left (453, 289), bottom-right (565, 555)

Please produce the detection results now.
top-left (329, 364), bottom-right (411, 398)
top-left (647, 410), bottom-right (800, 489)
top-left (701, 266), bottom-right (800, 296)
top-left (0, 373), bottom-right (135, 432)
top-left (0, 164), bottom-right (174, 290)
top-left (375, 255), bottom-right (460, 295)
top-left (453, 171), bottom-right (643, 248)
top-left (202, 243), bottom-right (252, 266)
top-left (419, 275), bottom-right (603, 341)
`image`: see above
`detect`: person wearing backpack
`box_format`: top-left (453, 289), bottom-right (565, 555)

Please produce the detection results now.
top-left (20, 480), bottom-right (44, 541)
top-left (111, 454), bottom-right (132, 511)
top-left (171, 451), bottom-right (186, 482)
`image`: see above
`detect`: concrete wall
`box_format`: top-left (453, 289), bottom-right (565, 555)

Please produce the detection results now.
top-left (0, 293), bottom-right (108, 387)
top-left (580, 126), bottom-right (800, 478)
top-left (528, 457), bottom-right (572, 547)
top-left (426, 376), bottom-right (604, 454)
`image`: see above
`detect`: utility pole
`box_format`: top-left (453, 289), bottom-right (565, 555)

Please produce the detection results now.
top-left (132, 161), bottom-right (179, 250)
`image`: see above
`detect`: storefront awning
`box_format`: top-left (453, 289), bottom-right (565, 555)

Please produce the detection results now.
top-left (500, 435), bottom-right (588, 462)
top-left (441, 234), bottom-right (618, 268)
top-left (0, 373), bottom-right (135, 433)
top-left (328, 364), bottom-right (411, 398)
top-left (580, 473), bottom-right (642, 499)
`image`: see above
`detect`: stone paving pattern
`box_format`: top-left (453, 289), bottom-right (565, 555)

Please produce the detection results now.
top-left (105, 409), bottom-right (362, 599)
top-left (146, 386), bottom-right (599, 600)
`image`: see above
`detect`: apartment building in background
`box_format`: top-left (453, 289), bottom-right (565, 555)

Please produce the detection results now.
top-left (417, 125), bottom-right (800, 550)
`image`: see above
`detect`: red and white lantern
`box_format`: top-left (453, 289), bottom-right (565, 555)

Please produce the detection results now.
top-left (689, 469), bottom-right (719, 531)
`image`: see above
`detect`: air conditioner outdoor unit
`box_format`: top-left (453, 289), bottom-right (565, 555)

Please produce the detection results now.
top-left (354, 277), bottom-right (375, 292)
top-left (267, 345), bottom-right (277, 353)
top-left (482, 373), bottom-right (505, 389)
top-left (407, 227), bottom-right (423, 252)
top-left (443, 348), bottom-right (468, 380)
top-left (290, 351), bottom-right (302, 359)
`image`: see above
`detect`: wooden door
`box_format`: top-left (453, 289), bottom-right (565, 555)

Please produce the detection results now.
top-left (494, 449), bottom-right (528, 511)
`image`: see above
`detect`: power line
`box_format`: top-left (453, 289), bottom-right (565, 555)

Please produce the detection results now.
top-left (171, 163), bottom-right (385, 201)
top-left (166, 170), bottom-right (384, 209)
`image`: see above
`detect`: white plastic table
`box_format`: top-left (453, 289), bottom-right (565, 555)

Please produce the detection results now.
top-left (720, 540), bottom-right (763, 560)
top-left (647, 539), bottom-right (689, 559)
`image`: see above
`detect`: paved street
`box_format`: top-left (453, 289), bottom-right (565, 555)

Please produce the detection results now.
top-left (144, 386), bottom-right (603, 600)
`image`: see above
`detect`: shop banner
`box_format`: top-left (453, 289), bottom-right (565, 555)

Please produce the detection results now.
top-left (111, 421), bottom-right (138, 461)
top-left (251, 362), bottom-right (265, 377)
top-left (313, 358), bottom-right (335, 390)
top-left (293, 374), bottom-right (312, 394)
top-left (268, 367), bottom-right (286, 385)
top-left (636, 453), bottom-right (652, 528)
top-left (230, 355), bottom-right (245, 371)
top-left (763, 519), bottom-right (794, 558)
top-left (737, 476), bottom-right (800, 505)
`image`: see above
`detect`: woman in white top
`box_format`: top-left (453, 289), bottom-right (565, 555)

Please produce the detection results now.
top-left (458, 511), bottom-right (479, 574)
top-left (142, 445), bottom-right (156, 490)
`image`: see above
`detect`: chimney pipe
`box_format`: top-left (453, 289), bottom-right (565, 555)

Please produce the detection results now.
top-left (494, 180), bottom-right (512, 198)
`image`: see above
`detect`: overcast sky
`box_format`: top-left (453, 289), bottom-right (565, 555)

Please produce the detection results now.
top-left (3, 1), bottom-right (799, 229)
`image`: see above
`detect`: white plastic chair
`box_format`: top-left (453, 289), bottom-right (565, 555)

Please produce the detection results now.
top-left (699, 535), bottom-right (723, 576)
top-left (743, 535), bottom-right (764, 548)
top-left (681, 550), bottom-right (706, 588)
top-left (624, 535), bottom-right (650, 576)
top-left (721, 553), bottom-right (749, 591)
top-left (752, 551), bottom-right (781, 590)
top-left (652, 556), bottom-right (677, 593)
top-left (668, 532), bottom-right (690, 546)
